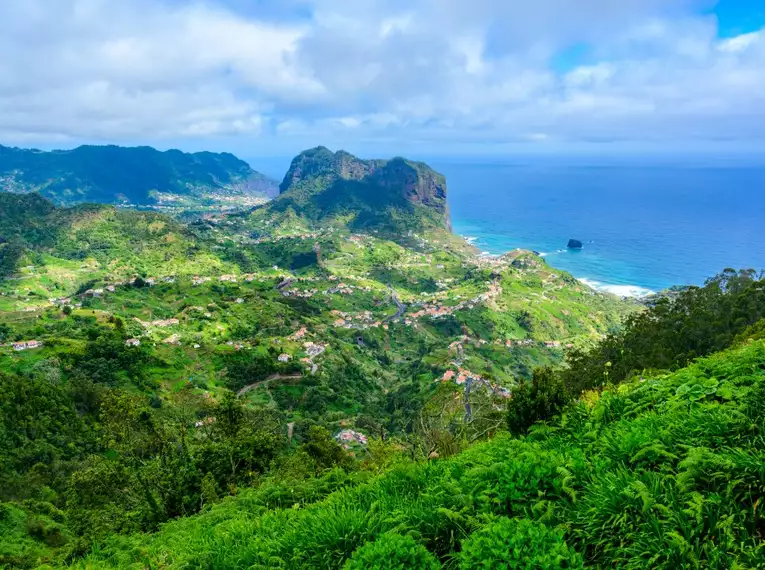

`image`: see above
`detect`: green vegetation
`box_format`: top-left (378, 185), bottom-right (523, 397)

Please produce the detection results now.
top-left (344, 533), bottom-right (441, 570)
top-left (0, 144), bottom-right (277, 211)
top-left (54, 338), bottom-right (765, 569)
top-left (1, 148), bottom-right (763, 568)
top-left (459, 518), bottom-right (583, 569)
top-left (560, 268), bottom-right (765, 394)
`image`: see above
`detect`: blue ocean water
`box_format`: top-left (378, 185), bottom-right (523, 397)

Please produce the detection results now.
top-left (432, 156), bottom-right (765, 295)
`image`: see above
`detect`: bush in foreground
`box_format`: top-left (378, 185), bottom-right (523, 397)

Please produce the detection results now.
top-left (460, 518), bottom-right (583, 570)
top-left (343, 533), bottom-right (441, 570)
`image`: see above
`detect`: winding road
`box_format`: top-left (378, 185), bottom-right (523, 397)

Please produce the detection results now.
top-left (383, 288), bottom-right (407, 323)
top-left (236, 372), bottom-right (303, 397)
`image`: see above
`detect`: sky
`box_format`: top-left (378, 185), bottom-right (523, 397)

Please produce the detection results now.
top-left (1, 0), bottom-right (764, 159)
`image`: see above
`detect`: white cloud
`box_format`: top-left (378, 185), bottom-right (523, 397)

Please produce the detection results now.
top-left (718, 31), bottom-right (761, 53)
top-left (0, 0), bottom-right (317, 141)
top-left (0, 0), bottom-right (763, 152)
top-left (564, 64), bottom-right (615, 87)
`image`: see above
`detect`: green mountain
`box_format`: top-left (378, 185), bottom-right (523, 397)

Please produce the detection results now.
top-left (0, 144), bottom-right (278, 211)
top-left (259, 147), bottom-right (451, 234)
top-left (0, 192), bottom-right (226, 282)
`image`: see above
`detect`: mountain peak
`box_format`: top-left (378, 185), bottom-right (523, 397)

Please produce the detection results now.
top-left (274, 148), bottom-right (451, 233)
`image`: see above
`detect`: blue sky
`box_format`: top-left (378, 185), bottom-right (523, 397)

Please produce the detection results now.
top-left (0, 0), bottom-right (764, 159)
top-left (713, 0), bottom-right (765, 35)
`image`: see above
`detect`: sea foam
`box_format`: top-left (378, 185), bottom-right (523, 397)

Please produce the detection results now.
top-left (578, 278), bottom-right (653, 298)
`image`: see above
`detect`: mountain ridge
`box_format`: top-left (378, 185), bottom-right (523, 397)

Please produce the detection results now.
top-left (0, 143), bottom-right (278, 210)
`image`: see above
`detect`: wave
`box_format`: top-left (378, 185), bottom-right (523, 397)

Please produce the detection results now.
top-left (540, 249), bottom-right (566, 257)
top-left (578, 278), bottom-right (653, 298)
top-left (463, 236), bottom-right (479, 243)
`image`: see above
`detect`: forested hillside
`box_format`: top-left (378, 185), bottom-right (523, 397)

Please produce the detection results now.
top-left (67, 336), bottom-right (765, 569)
top-left (0, 144), bottom-right (277, 212)
top-left (255, 146), bottom-right (451, 236)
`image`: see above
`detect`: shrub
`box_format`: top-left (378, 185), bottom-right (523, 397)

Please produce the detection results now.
top-left (461, 442), bottom-right (570, 519)
top-left (344, 533), bottom-right (441, 570)
top-left (460, 518), bottom-right (583, 569)
top-left (507, 368), bottom-right (571, 435)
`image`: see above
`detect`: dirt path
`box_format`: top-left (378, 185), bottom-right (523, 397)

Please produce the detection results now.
top-left (237, 372), bottom-right (303, 397)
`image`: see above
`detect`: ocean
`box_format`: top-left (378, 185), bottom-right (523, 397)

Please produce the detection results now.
top-left (432, 156), bottom-right (765, 296)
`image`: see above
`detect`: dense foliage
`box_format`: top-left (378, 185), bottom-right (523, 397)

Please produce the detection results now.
top-left (55, 340), bottom-right (765, 569)
top-left (505, 269), bottom-right (765, 434)
top-left (0, 186), bottom-right (638, 567)
top-left (264, 146), bottom-right (451, 235)
top-left (560, 269), bottom-right (765, 394)
top-left (459, 518), bottom-right (583, 569)
top-left (343, 533), bottom-right (441, 570)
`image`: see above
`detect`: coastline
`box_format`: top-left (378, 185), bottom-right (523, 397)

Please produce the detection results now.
top-left (461, 234), bottom-right (655, 299)
top-left (575, 278), bottom-right (654, 299)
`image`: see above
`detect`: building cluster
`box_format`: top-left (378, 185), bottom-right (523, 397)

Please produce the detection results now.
top-left (335, 429), bottom-right (368, 449)
top-left (406, 281), bottom-right (503, 322)
top-left (288, 327), bottom-right (309, 341)
top-left (11, 340), bottom-right (43, 351)
top-left (331, 310), bottom-right (383, 330)
top-left (281, 280), bottom-right (374, 299)
top-left (440, 366), bottom-right (511, 399)
top-left (252, 231), bottom-right (326, 245)
top-left (304, 342), bottom-right (326, 358)
top-left (138, 318), bottom-right (180, 328)
top-left (194, 417), bottom-right (217, 428)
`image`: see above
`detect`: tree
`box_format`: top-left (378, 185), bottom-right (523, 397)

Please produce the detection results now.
top-left (301, 426), bottom-right (352, 471)
top-left (507, 367), bottom-right (571, 435)
top-left (560, 270), bottom-right (765, 394)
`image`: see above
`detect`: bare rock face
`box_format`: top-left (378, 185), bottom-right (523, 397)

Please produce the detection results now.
top-left (276, 147), bottom-right (451, 232)
top-left (279, 147), bottom-right (376, 191)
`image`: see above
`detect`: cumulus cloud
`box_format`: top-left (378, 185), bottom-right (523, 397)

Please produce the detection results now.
top-left (0, 0), bottom-right (315, 140)
top-left (0, 0), bottom-right (763, 152)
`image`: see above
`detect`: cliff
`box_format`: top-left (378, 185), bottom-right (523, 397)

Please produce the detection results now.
top-left (270, 147), bottom-right (451, 233)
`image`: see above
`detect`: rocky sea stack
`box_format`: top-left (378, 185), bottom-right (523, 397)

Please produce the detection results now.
top-left (568, 239), bottom-right (584, 249)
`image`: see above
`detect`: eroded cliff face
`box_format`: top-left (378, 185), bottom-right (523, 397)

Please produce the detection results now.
top-left (278, 147), bottom-right (451, 232)
top-left (369, 158), bottom-right (451, 230)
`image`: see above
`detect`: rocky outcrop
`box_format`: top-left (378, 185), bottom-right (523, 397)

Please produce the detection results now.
top-left (279, 147), bottom-right (378, 192)
top-left (567, 239), bottom-right (583, 249)
top-left (274, 147), bottom-right (451, 232)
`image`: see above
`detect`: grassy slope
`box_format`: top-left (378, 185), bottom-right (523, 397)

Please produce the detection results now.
top-left (72, 339), bottom-right (765, 569)
top-left (1, 219), bottom-right (632, 420)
